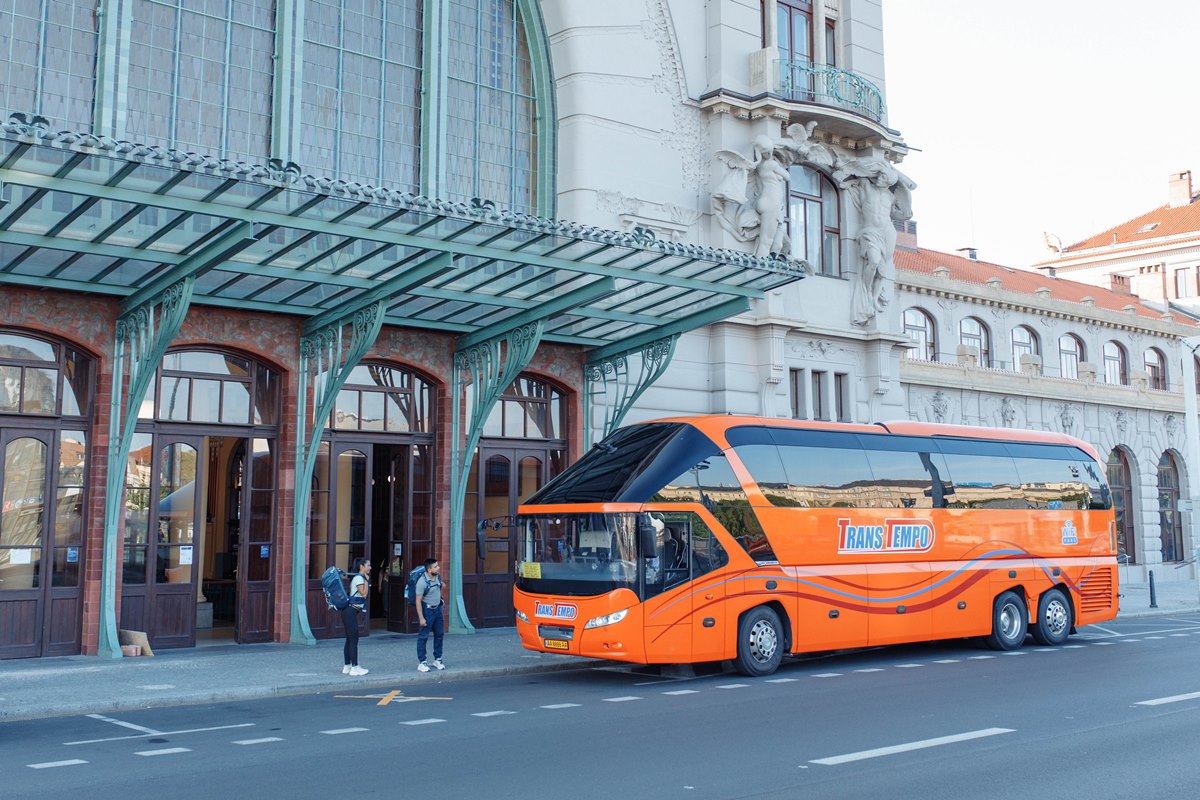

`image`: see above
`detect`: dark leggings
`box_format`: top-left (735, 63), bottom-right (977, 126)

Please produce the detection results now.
top-left (342, 605), bottom-right (360, 666)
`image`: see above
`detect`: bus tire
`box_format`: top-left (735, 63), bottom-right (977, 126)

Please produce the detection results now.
top-left (1030, 588), bottom-right (1072, 646)
top-left (735, 606), bottom-right (784, 676)
top-left (984, 590), bottom-right (1027, 651)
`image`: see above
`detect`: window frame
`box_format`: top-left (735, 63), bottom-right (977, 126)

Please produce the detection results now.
top-left (959, 317), bottom-right (991, 367)
top-left (1103, 341), bottom-right (1128, 385)
top-left (903, 307), bottom-right (937, 362)
top-left (1144, 347), bottom-right (1168, 390)
top-left (1058, 334), bottom-right (1084, 380)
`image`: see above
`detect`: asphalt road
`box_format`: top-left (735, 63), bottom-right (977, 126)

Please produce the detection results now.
top-left (5, 615), bottom-right (1200, 800)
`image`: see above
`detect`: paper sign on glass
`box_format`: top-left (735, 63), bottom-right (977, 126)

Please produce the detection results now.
top-left (179, 546), bottom-right (193, 565)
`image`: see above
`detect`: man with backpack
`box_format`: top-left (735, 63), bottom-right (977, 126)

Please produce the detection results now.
top-left (414, 558), bottom-right (445, 672)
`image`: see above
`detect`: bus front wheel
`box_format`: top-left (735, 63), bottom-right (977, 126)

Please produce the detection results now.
top-left (1030, 588), bottom-right (1072, 646)
top-left (735, 606), bottom-right (784, 676)
top-left (984, 591), bottom-right (1027, 651)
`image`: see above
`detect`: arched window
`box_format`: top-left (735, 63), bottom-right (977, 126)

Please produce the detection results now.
top-left (774, 1), bottom-right (814, 66)
top-left (903, 308), bottom-right (936, 361)
top-left (787, 165), bottom-right (840, 276)
top-left (1058, 334), bottom-right (1084, 379)
top-left (1144, 347), bottom-right (1168, 390)
top-left (1010, 325), bottom-right (1039, 371)
top-left (141, 349), bottom-right (279, 425)
top-left (1103, 341), bottom-right (1128, 385)
top-left (1158, 451), bottom-right (1184, 562)
top-left (1107, 449), bottom-right (1135, 565)
top-left (959, 317), bottom-right (991, 367)
top-left (333, 362), bottom-right (433, 433)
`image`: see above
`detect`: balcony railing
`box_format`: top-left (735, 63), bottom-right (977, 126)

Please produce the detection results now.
top-left (777, 60), bottom-right (885, 124)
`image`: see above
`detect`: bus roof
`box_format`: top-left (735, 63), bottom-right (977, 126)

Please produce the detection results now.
top-left (635, 415), bottom-right (1101, 462)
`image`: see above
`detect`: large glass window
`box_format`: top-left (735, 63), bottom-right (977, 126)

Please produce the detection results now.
top-left (1103, 341), bottom-right (1128, 385)
top-left (0, 0), bottom-right (98, 133)
top-left (334, 362), bottom-right (432, 433)
top-left (127, 0), bottom-right (275, 164)
top-left (0, 331), bottom-right (92, 418)
top-left (1011, 325), bottom-right (1038, 371)
top-left (445, 0), bottom-right (538, 213)
top-left (787, 165), bottom-right (840, 275)
top-left (1058, 334), bottom-right (1084, 380)
top-left (1158, 451), bottom-right (1184, 562)
top-left (903, 307), bottom-right (936, 361)
top-left (1145, 347), bottom-right (1168, 390)
top-left (774, 0), bottom-right (812, 65)
top-left (481, 375), bottom-right (563, 440)
top-left (300, 0), bottom-right (422, 191)
top-left (1107, 448), bottom-right (1135, 565)
top-left (142, 349), bottom-right (278, 425)
top-left (959, 317), bottom-right (991, 367)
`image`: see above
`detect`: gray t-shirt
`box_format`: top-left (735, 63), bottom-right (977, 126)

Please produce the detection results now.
top-left (415, 573), bottom-right (442, 608)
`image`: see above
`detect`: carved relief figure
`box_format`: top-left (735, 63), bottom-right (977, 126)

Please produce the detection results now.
top-left (930, 390), bottom-right (949, 423)
top-left (1000, 397), bottom-right (1016, 427)
top-left (833, 157), bottom-right (917, 327)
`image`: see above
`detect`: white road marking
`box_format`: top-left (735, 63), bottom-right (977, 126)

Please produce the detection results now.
top-left (810, 728), bottom-right (1016, 766)
top-left (812, 673), bottom-right (843, 678)
top-left (1135, 691), bottom-right (1200, 706)
top-left (1119, 639), bottom-right (1141, 643)
top-left (663, 689), bottom-right (699, 695)
top-left (401, 718), bottom-right (445, 726)
top-left (1001, 651), bottom-right (1027, 656)
top-left (853, 668), bottom-right (885, 673)
top-left (66, 723), bottom-right (256, 746)
top-left (86, 713), bottom-right (160, 734)
top-left (967, 656), bottom-right (994, 660)
top-left (933, 659), bottom-right (960, 663)
top-left (603, 696), bottom-right (641, 702)
top-left (766, 677), bottom-right (799, 683)
top-left (136, 684), bottom-right (176, 690)
top-left (135, 747), bottom-right (191, 757)
top-left (716, 683), bottom-right (750, 689)
top-left (1144, 636), bottom-right (1165, 640)
top-left (1170, 634), bottom-right (1190, 638)
top-left (472, 710), bottom-right (516, 717)
top-left (894, 664), bottom-right (922, 668)
top-left (1062, 645), bottom-right (1085, 649)
top-left (1093, 641), bottom-right (1114, 645)
top-left (233, 737), bottom-right (284, 745)
top-left (540, 703), bottom-right (580, 709)
top-left (27, 760), bottom-right (88, 769)
top-left (320, 728), bottom-right (369, 735)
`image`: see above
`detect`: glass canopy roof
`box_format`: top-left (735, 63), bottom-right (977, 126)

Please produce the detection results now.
top-left (0, 122), bottom-right (805, 348)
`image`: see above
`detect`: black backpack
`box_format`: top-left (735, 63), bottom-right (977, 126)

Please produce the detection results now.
top-left (321, 566), bottom-right (351, 611)
top-left (403, 565), bottom-right (426, 605)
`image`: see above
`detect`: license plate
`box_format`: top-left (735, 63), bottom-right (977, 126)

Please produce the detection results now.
top-left (544, 638), bottom-right (569, 651)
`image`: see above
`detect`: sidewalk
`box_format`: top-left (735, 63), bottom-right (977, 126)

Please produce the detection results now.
top-left (3, 581), bottom-right (1199, 724)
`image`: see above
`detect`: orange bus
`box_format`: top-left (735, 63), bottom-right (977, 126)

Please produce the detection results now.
top-left (511, 416), bottom-right (1118, 676)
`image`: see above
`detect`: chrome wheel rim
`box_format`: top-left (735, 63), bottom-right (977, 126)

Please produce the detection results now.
top-left (748, 619), bottom-right (778, 663)
top-left (1043, 598), bottom-right (1069, 637)
top-left (999, 601), bottom-right (1022, 642)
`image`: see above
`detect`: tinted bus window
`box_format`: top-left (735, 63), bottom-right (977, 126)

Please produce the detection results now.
top-left (1074, 456), bottom-right (1112, 510)
top-left (1013, 456), bottom-right (1090, 510)
top-left (652, 453), bottom-right (747, 508)
top-left (933, 438), bottom-right (1025, 509)
top-left (774, 444), bottom-right (873, 508)
top-left (858, 441), bottom-right (949, 509)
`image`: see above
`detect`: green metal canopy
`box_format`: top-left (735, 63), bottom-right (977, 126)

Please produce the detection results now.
top-left (0, 119), bottom-right (805, 343)
top-left (0, 116), bottom-right (807, 654)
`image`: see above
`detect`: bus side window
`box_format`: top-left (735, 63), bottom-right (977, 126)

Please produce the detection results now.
top-left (934, 439), bottom-right (1025, 510)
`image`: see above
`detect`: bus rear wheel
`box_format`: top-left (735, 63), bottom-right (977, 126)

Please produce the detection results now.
top-left (735, 606), bottom-right (784, 676)
top-left (984, 590), bottom-right (1027, 651)
top-left (1031, 588), bottom-right (1072, 646)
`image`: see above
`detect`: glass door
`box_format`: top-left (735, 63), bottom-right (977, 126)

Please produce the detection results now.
top-left (237, 437), bottom-right (275, 642)
top-left (0, 431), bottom-right (52, 658)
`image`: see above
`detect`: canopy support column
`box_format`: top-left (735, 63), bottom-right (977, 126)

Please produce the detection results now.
top-left (289, 303), bottom-right (386, 644)
top-left (97, 278), bottom-right (195, 658)
top-left (584, 335), bottom-right (678, 448)
top-left (448, 321), bottom-right (545, 634)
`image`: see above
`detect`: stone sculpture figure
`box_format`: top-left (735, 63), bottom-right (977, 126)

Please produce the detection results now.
top-left (711, 121), bottom-right (835, 258)
top-left (833, 157), bottom-right (916, 327)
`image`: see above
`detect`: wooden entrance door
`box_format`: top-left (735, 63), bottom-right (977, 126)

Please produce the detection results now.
top-left (463, 446), bottom-right (549, 628)
top-left (120, 435), bottom-right (202, 650)
top-left (236, 437), bottom-right (275, 642)
top-left (0, 429), bottom-right (85, 659)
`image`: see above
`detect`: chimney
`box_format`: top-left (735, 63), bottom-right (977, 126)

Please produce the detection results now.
top-left (894, 218), bottom-right (918, 249)
top-left (1170, 170), bottom-right (1193, 208)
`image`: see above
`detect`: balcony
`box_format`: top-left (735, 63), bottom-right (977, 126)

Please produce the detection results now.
top-left (775, 60), bottom-right (885, 125)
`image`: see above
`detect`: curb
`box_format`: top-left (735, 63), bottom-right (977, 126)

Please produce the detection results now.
top-left (0, 659), bottom-right (606, 724)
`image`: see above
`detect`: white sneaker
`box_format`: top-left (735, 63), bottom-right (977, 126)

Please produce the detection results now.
top-left (342, 664), bottom-right (351, 675)
top-left (417, 661), bottom-right (430, 673)
top-left (432, 659), bottom-right (445, 670)
top-left (348, 666), bottom-right (369, 676)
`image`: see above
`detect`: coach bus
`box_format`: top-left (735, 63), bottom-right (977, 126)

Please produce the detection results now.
top-left (511, 416), bottom-right (1118, 676)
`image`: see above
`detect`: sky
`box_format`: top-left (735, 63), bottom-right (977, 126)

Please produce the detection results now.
top-left (882, 0), bottom-right (1200, 270)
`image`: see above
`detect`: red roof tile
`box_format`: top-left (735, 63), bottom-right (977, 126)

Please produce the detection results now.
top-left (894, 246), bottom-right (1194, 326)
top-left (1056, 198), bottom-right (1200, 253)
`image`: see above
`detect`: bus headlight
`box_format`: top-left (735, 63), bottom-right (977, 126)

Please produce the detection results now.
top-left (585, 608), bottom-right (629, 629)
top-left (515, 609), bottom-right (529, 623)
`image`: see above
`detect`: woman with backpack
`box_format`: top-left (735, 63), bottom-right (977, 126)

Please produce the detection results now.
top-left (343, 557), bottom-right (370, 676)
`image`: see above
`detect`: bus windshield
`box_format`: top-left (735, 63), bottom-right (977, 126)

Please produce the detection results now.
top-left (525, 422), bottom-right (722, 504)
top-left (515, 513), bottom-right (646, 597)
